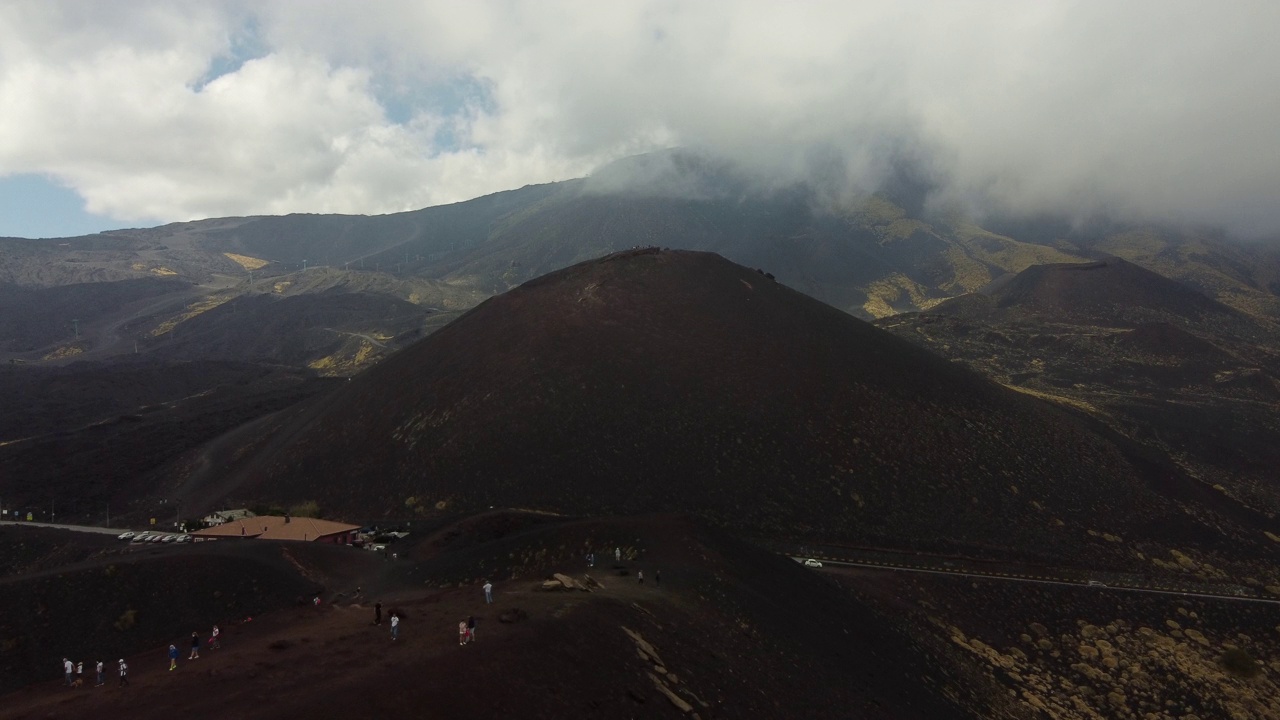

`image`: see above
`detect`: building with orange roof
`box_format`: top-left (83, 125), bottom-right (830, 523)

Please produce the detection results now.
top-left (191, 516), bottom-right (359, 544)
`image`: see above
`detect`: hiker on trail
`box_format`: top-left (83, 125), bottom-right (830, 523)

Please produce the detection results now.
top-left (390, 612), bottom-right (400, 640)
top-left (118, 659), bottom-right (128, 687)
top-left (587, 552), bottom-right (594, 568)
top-left (210, 625), bottom-right (221, 649)
top-left (483, 580), bottom-right (493, 604)
top-left (615, 547), bottom-right (621, 562)
top-left (375, 602), bottom-right (383, 625)
top-left (95, 660), bottom-right (104, 687)
top-left (62, 658), bottom-right (73, 686)
top-left (467, 615), bottom-right (476, 643)
top-left (189, 631), bottom-right (201, 659)
top-left (656, 570), bottom-right (661, 587)
top-left (76, 661), bottom-right (84, 684)
top-left (458, 620), bottom-right (468, 646)
top-left (168, 644), bottom-right (178, 671)
top-left (638, 570), bottom-right (644, 585)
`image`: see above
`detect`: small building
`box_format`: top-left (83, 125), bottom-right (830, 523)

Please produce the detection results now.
top-left (191, 516), bottom-right (359, 544)
top-left (201, 508), bottom-right (256, 526)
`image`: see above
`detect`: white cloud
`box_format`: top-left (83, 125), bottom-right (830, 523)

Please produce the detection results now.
top-left (1, 1), bottom-right (1279, 236)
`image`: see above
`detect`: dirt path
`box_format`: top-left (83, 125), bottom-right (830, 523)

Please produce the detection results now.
top-left (0, 577), bottom-right (665, 720)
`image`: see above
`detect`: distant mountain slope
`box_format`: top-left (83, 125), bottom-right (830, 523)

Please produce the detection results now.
top-left (3, 152), bottom-right (1277, 371)
top-left (200, 249), bottom-right (1252, 566)
top-left (0, 361), bottom-right (338, 523)
top-left (880, 257), bottom-right (1280, 519)
top-left (930, 257), bottom-right (1255, 331)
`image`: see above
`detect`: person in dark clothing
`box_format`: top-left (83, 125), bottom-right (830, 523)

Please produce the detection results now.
top-left (638, 570), bottom-right (644, 585)
top-left (467, 615), bottom-right (476, 643)
top-left (375, 602), bottom-right (383, 625)
top-left (189, 632), bottom-right (200, 660)
top-left (118, 659), bottom-right (128, 686)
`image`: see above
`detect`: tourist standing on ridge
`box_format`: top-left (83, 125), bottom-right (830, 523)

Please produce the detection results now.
top-left (189, 631), bottom-right (200, 659)
top-left (75, 661), bottom-right (83, 685)
top-left (118, 659), bottom-right (128, 686)
top-left (483, 580), bottom-right (493, 604)
top-left (95, 660), bottom-right (104, 687)
top-left (637, 570), bottom-right (644, 585)
top-left (615, 547), bottom-right (621, 562)
top-left (467, 615), bottom-right (476, 643)
top-left (458, 620), bottom-right (468, 646)
top-left (168, 644), bottom-right (178, 671)
top-left (390, 612), bottom-right (400, 640)
top-left (210, 624), bottom-right (221, 649)
top-left (374, 601), bottom-right (383, 625)
top-left (62, 658), bottom-right (73, 686)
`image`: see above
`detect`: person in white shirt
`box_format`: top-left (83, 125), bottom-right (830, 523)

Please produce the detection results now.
top-left (390, 612), bottom-right (400, 640)
top-left (483, 581), bottom-right (493, 604)
top-left (62, 658), bottom-right (73, 686)
top-left (118, 659), bottom-right (129, 687)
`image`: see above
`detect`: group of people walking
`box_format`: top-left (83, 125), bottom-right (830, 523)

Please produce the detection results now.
top-left (373, 581), bottom-right (493, 646)
top-left (63, 624), bottom-right (219, 689)
top-left (62, 658), bottom-right (125, 688)
top-left (169, 625), bottom-right (220, 670)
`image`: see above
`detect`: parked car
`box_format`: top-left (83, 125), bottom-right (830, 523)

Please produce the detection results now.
top-left (132, 534), bottom-right (150, 543)
top-left (117, 531), bottom-right (135, 541)
top-left (149, 535), bottom-right (165, 543)
top-left (161, 534), bottom-right (175, 543)
top-left (175, 534), bottom-right (191, 543)
top-left (802, 558), bottom-right (823, 568)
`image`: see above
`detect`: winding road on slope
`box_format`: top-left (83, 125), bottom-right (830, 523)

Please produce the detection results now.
top-left (791, 554), bottom-right (1280, 607)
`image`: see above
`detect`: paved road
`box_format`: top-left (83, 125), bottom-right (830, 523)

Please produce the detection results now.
top-left (322, 328), bottom-right (387, 348)
top-left (0, 520), bottom-right (128, 535)
top-left (794, 555), bottom-right (1280, 607)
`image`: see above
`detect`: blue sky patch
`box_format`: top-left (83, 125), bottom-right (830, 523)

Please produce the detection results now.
top-left (0, 175), bottom-right (147, 239)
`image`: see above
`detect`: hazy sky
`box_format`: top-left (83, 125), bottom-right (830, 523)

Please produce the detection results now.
top-left (2, 1), bottom-right (1278, 238)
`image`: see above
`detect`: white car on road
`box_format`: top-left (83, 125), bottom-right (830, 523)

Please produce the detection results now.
top-left (802, 558), bottom-right (823, 568)
top-left (117, 531), bottom-right (135, 541)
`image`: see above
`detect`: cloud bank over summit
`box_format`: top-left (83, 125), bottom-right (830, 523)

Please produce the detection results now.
top-left (2, 1), bottom-right (1279, 237)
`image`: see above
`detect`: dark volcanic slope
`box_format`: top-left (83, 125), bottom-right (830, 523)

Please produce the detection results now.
top-left (936, 257), bottom-right (1250, 332)
top-left (221, 250), bottom-right (1204, 562)
top-left (0, 361), bottom-right (339, 525)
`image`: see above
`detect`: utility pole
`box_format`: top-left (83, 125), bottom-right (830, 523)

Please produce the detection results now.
top-left (71, 319), bottom-right (79, 340)
top-left (302, 259), bottom-right (308, 271)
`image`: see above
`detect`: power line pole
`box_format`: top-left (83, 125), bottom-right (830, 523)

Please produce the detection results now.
top-left (71, 319), bottom-right (79, 340)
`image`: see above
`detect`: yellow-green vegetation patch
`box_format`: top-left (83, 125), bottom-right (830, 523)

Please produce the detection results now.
top-left (948, 616), bottom-right (1280, 719)
top-left (42, 343), bottom-right (85, 360)
top-left (1001, 384), bottom-right (1100, 414)
top-left (307, 340), bottom-right (379, 376)
top-left (882, 218), bottom-right (930, 242)
top-left (129, 261), bottom-right (177, 276)
top-left (861, 273), bottom-right (941, 317)
top-left (951, 221), bottom-right (1086, 273)
top-left (938, 246), bottom-right (993, 294)
top-left (223, 252), bottom-right (270, 271)
top-left (150, 294), bottom-right (232, 336)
